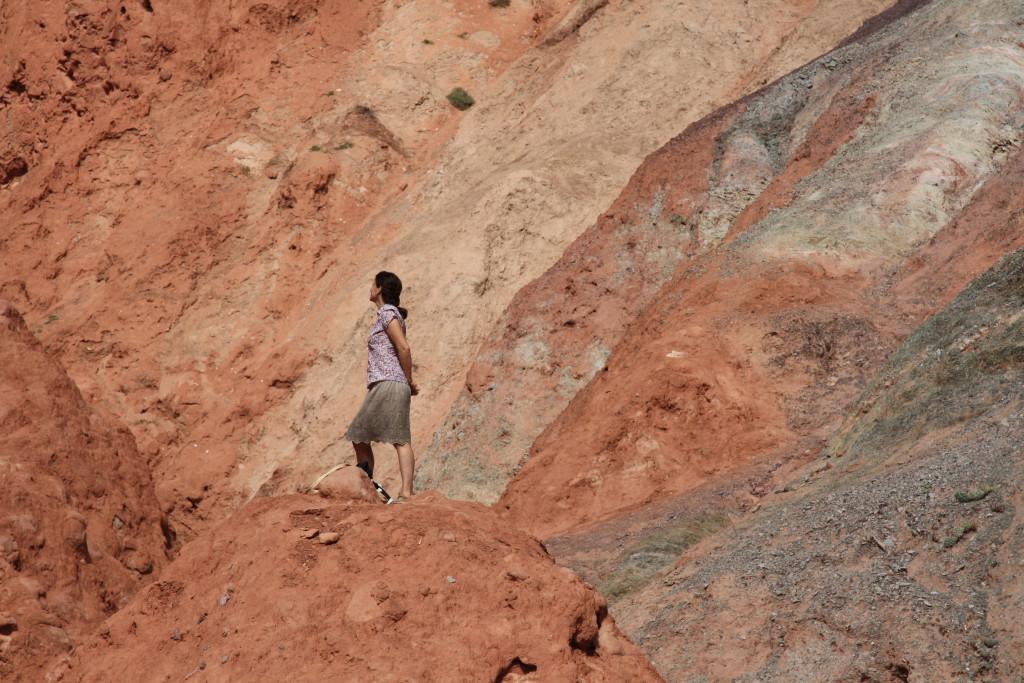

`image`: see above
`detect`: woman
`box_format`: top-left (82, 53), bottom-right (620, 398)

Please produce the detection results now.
top-left (344, 271), bottom-right (419, 500)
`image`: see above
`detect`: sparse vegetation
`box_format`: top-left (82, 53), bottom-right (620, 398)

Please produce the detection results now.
top-left (310, 144), bottom-right (322, 152)
top-left (423, 38), bottom-right (434, 45)
top-left (489, 0), bottom-right (510, 7)
top-left (598, 514), bottom-right (730, 600)
top-left (45, 314), bottom-right (58, 324)
top-left (955, 487), bottom-right (993, 503)
top-left (825, 248), bottom-right (1024, 465)
top-left (942, 522), bottom-right (977, 548)
top-left (241, 165), bottom-right (252, 176)
top-left (335, 142), bottom-right (354, 151)
top-left (447, 87), bottom-right (475, 111)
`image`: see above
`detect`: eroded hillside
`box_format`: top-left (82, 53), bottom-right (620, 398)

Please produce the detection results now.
top-left (8, 0), bottom-right (1024, 680)
top-left (419, 0), bottom-right (1023, 678)
top-left (617, 245), bottom-right (1024, 680)
top-left (415, 0), bottom-right (1024, 545)
top-left (1, 0), bottom-right (894, 542)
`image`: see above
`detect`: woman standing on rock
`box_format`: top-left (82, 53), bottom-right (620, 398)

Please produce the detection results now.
top-left (345, 271), bottom-right (419, 500)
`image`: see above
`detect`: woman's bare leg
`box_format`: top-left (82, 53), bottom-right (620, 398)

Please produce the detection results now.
top-left (353, 442), bottom-right (374, 478)
top-left (394, 443), bottom-right (415, 498)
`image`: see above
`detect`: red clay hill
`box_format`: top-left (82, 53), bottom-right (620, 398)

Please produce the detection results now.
top-left (54, 493), bottom-right (660, 682)
top-left (0, 302), bottom-right (168, 681)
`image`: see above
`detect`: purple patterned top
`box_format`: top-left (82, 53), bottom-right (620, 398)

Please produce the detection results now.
top-left (366, 304), bottom-right (408, 387)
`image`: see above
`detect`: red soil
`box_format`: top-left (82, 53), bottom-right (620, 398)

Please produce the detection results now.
top-left (54, 492), bottom-right (661, 682)
top-left (499, 251), bottom-right (891, 539)
top-left (0, 302), bottom-right (167, 682)
top-left (7, 0), bottom-right (1023, 679)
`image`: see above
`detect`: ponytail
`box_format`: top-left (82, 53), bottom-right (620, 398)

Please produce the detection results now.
top-left (375, 271), bottom-right (409, 319)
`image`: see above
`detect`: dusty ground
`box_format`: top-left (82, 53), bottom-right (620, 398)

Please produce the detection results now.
top-left (53, 492), bottom-right (660, 682)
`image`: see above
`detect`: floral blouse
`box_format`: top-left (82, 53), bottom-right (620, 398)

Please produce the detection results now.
top-left (366, 304), bottom-right (408, 387)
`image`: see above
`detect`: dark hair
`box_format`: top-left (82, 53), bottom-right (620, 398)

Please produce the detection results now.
top-left (375, 271), bottom-right (408, 319)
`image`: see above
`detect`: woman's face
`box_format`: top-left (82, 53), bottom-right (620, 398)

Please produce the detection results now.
top-left (370, 280), bottom-right (382, 302)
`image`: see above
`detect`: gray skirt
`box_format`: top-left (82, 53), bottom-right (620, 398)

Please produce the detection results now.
top-left (344, 380), bottom-right (412, 445)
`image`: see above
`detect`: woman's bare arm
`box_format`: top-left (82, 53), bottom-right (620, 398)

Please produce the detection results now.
top-left (385, 319), bottom-right (418, 395)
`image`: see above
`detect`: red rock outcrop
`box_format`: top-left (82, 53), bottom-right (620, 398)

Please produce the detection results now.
top-left (55, 493), bottom-right (661, 682)
top-left (0, 302), bottom-right (167, 681)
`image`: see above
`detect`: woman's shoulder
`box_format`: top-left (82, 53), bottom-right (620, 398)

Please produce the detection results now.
top-left (377, 305), bottom-right (405, 325)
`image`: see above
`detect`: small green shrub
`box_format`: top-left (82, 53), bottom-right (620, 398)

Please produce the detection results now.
top-left (598, 566), bottom-right (648, 602)
top-left (955, 487), bottom-right (993, 503)
top-left (423, 38), bottom-right (434, 44)
top-left (45, 314), bottom-right (58, 324)
top-left (489, 0), bottom-right (510, 7)
top-left (310, 144), bottom-right (322, 152)
top-left (942, 522), bottom-right (977, 548)
top-left (597, 514), bottom-right (730, 600)
top-left (241, 165), bottom-right (252, 176)
top-left (335, 142), bottom-right (353, 151)
top-left (447, 87), bottom-right (475, 111)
